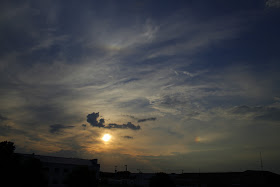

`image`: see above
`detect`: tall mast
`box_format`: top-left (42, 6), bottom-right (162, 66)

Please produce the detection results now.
top-left (260, 152), bottom-right (263, 171)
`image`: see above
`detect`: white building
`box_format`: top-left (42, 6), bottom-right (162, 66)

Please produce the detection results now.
top-left (21, 154), bottom-right (100, 187)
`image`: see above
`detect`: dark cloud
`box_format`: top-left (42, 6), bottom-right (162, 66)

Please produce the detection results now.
top-left (138, 117), bottom-right (156, 123)
top-left (86, 112), bottom-right (141, 130)
top-left (123, 136), bottom-right (133, 139)
top-left (126, 115), bottom-right (156, 123)
top-left (126, 115), bottom-right (137, 120)
top-left (0, 114), bottom-right (8, 121)
top-left (81, 124), bottom-right (87, 130)
top-left (49, 124), bottom-right (74, 134)
top-left (87, 112), bottom-right (105, 128)
top-left (231, 105), bottom-right (280, 121)
top-left (107, 122), bottom-right (140, 130)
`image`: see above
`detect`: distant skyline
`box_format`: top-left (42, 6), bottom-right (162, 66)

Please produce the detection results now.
top-left (1, 0), bottom-right (280, 174)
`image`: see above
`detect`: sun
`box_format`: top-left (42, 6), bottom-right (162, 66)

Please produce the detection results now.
top-left (102, 134), bottom-right (111, 142)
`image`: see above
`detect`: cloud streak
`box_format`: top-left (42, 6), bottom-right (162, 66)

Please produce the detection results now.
top-left (266, 0), bottom-right (280, 8)
top-left (230, 105), bottom-right (280, 121)
top-left (87, 112), bottom-right (140, 130)
top-left (49, 124), bottom-right (75, 134)
top-left (122, 136), bottom-right (133, 139)
top-left (137, 117), bottom-right (156, 123)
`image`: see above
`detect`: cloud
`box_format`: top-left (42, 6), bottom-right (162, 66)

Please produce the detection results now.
top-left (0, 124), bottom-right (11, 136)
top-left (122, 136), bottom-right (133, 139)
top-left (81, 124), bottom-right (87, 130)
top-left (86, 112), bottom-right (141, 130)
top-left (230, 105), bottom-right (280, 121)
top-left (87, 112), bottom-right (105, 128)
top-left (0, 114), bottom-right (8, 121)
top-left (49, 124), bottom-right (75, 134)
top-left (107, 122), bottom-right (140, 130)
top-left (126, 115), bottom-right (157, 123)
top-left (138, 117), bottom-right (156, 123)
top-left (231, 105), bottom-right (264, 114)
top-left (274, 97), bottom-right (280, 101)
top-left (255, 108), bottom-right (280, 121)
top-left (266, 0), bottom-right (280, 8)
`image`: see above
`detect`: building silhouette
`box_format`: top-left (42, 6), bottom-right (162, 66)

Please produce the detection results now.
top-left (20, 153), bottom-right (100, 187)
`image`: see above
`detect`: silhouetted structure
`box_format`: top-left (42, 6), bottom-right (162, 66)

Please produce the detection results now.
top-left (173, 170), bottom-right (280, 187)
top-left (20, 153), bottom-right (100, 187)
top-left (98, 170), bottom-right (280, 187)
top-left (0, 141), bottom-right (46, 187)
top-left (149, 172), bottom-right (175, 187)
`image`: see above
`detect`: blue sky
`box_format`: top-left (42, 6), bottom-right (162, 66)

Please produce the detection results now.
top-left (1, 0), bottom-right (280, 173)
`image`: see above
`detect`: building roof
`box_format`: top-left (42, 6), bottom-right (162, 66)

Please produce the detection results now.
top-left (20, 153), bottom-right (97, 166)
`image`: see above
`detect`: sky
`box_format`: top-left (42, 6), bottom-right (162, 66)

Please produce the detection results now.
top-left (1, 0), bottom-right (280, 174)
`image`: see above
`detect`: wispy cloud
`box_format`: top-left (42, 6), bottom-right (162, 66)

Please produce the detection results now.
top-left (1, 0), bottom-right (280, 173)
top-left (49, 124), bottom-right (74, 134)
top-left (0, 114), bottom-right (8, 121)
top-left (266, 0), bottom-right (280, 8)
top-left (230, 105), bottom-right (280, 121)
top-left (122, 136), bottom-right (133, 139)
top-left (138, 117), bottom-right (157, 123)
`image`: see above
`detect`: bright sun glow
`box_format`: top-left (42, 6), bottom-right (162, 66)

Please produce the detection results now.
top-left (102, 134), bottom-right (111, 142)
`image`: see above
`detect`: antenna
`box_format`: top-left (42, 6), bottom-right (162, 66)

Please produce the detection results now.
top-left (260, 152), bottom-right (263, 171)
top-left (125, 165), bottom-right (127, 171)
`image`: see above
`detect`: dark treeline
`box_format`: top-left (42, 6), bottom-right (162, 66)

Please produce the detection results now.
top-left (0, 141), bottom-right (46, 187)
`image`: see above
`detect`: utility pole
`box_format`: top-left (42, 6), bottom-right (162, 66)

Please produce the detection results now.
top-left (115, 166), bottom-right (118, 173)
top-left (260, 152), bottom-right (263, 171)
top-left (260, 152), bottom-right (265, 185)
top-left (125, 165), bottom-right (127, 171)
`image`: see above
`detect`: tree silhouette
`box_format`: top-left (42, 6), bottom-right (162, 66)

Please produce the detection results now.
top-left (0, 141), bottom-right (18, 186)
top-left (0, 141), bottom-right (46, 187)
top-left (0, 141), bottom-right (15, 157)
